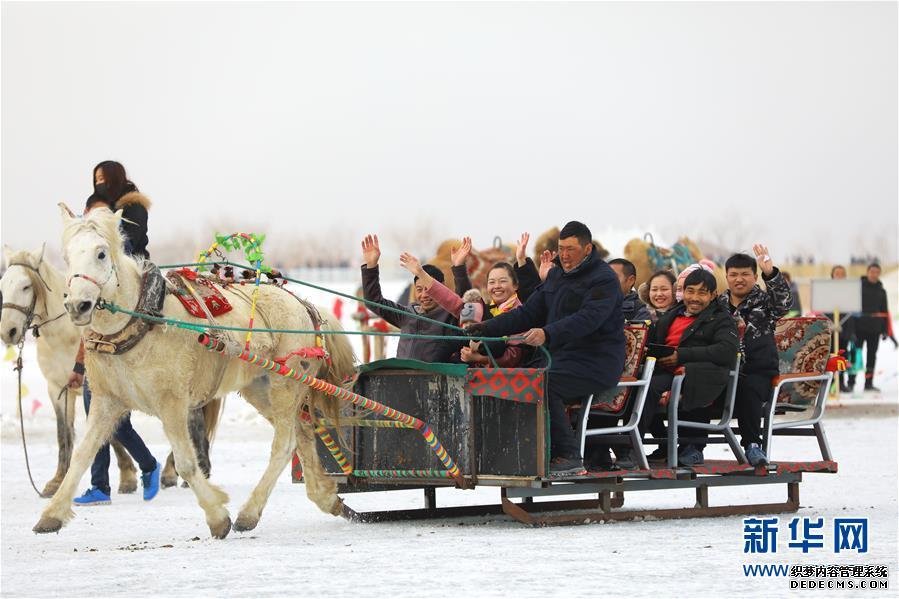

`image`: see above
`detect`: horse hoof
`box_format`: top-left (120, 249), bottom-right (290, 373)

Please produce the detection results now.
top-left (40, 482), bottom-right (60, 498)
top-left (33, 516), bottom-right (63, 534)
top-left (209, 517), bottom-right (232, 539)
top-left (232, 514), bottom-right (259, 532)
top-left (160, 475), bottom-right (178, 489)
top-left (181, 481), bottom-right (190, 489)
top-left (118, 480), bottom-right (138, 494)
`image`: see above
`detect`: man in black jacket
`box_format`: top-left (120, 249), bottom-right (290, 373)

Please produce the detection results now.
top-left (719, 245), bottom-right (792, 467)
top-left (850, 263), bottom-right (894, 392)
top-left (640, 268), bottom-right (739, 466)
top-left (609, 258), bottom-right (652, 322)
top-left (466, 221), bottom-right (625, 476)
top-left (360, 234), bottom-right (458, 363)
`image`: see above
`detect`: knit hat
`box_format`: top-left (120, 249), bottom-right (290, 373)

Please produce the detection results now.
top-left (415, 264), bottom-right (445, 284)
top-left (675, 261), bottom-right (716, 302)
top-left (459, 302), bottom-right (484, 325)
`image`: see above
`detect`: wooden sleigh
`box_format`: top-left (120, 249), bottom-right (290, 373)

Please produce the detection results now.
top-left (291, 318), bottom-right (839, 526)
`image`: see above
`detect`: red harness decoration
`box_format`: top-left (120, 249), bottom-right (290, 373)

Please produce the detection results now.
top-left (166, 268), bottom-right (233, 319)
top-left (274, 346), bottom-right (330, 366)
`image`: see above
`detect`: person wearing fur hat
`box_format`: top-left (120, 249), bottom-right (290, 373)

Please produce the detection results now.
top-left (361, 235), bottom-right (459, 363)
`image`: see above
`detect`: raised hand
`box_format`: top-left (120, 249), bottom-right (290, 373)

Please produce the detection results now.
top-left (398, 252), bottom-right (424, 277)
top-left (515, 232), bottom-right (530, 267)
top-left (538, 250), bottom-right (556, 281)
top-left (361, 234), bottom-right (381, 269)
top-left (752, 243), bottom-right (774, 276)
top-left (451, 236), bottom-right (472, 267)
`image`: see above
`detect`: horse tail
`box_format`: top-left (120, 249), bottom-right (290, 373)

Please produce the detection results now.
top-left (306, 310), bottom-right (357, 439)
top-left (203, 397), bottom-right (225, 446)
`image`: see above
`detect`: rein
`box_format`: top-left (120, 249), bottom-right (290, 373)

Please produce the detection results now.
top-left (13, 338), bottom-right (66, 498)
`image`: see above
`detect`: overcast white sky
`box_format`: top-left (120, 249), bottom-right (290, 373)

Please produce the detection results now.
top-left (2, 1), bottom-right (897, 266)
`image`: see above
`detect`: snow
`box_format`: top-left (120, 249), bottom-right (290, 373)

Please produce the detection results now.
top-left (1, 296), bottom-right (897, 598)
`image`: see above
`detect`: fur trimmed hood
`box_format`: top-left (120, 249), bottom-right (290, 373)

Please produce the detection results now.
top-left (115, 191), bottom-right (152, 211)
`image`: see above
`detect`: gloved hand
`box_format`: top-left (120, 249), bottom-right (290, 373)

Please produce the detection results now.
top-left (890, 335), bottom-right (898, 349)
top-left (463, 322), bottom-right (487, 338)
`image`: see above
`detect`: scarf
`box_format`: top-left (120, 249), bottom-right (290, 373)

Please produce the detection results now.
top-left (489, 294), bottom-right (521, 317)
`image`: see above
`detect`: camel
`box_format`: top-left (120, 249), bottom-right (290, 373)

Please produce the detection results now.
top-left (624, 234), bottom-right (727, 292)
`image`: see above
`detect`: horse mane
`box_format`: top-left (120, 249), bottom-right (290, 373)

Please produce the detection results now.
top-left (62, 207), bottom-right (149, 277)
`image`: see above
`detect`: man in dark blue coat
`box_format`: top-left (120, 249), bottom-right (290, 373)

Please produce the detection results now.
top-left (467, 221), bottom-right (625, 476)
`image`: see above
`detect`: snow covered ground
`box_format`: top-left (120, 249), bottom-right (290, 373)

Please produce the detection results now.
top-left (1, 294), bottom-right (896, 598)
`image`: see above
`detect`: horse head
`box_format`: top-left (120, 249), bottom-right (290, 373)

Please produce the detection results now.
top-left (59, 203), bottom-right (127, 327)
top-left (0, 244), bottom-right (46, 345)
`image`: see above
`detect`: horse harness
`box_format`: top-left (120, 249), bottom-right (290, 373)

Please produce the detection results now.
top-left (273, 290), bottom-right (331, 368)
top-left (84, 265), bottom-right (167, 355)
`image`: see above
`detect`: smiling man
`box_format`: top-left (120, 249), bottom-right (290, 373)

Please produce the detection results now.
top-left (360, 234), bottom-right (459, 363)
top-left (465, 221), bottom-right (625, 477)
top-left (638, 268), bottom-right (739, 467)
top-left (719, 245), bottom-right (793, 467)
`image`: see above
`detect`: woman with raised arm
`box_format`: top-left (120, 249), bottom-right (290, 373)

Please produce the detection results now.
top-left (399, 251), bottom-right (526, 368)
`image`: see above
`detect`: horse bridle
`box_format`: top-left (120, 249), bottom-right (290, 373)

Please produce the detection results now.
top-left (2, 261), bottom-right (55, 334)
top-left (67, 263), bottom-right (118, 294)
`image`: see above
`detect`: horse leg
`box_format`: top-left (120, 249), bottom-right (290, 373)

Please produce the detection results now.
top-left (41, 385), bottom-right (74, 497)
top-left (176, 407), bottom-right (211, 488)
top-left (293, 409), bottom-right (342, 517)
top-left (235, 385), bottom-right (339, 531)
top-left (158, 405), bottom-right (231, 539)
top-left (232, 402), bottom-right (297, 531)
top-left (34, 396), bottom-right (126, 533)
top-left (189, 406), bottom-right (211, 478)
top-left (161, 451), bottom-right (178, 488)
top-left (112, 439), bottom-right (138, 494)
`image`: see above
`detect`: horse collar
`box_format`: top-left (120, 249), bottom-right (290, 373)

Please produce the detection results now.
top-left (84, 265), bottom-right (166, 355)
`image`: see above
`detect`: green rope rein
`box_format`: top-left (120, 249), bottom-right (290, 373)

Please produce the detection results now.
top-left (104, 260), bottom-right (553, 368)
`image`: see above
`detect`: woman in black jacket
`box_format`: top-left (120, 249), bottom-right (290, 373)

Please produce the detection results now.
top-left (69, 161), bottom-right (160, 505)
top-left (86, 160), bottom-right (151, 259)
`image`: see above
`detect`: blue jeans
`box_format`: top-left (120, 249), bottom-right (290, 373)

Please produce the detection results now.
top-left (83, 378), bottom-right (156, 495)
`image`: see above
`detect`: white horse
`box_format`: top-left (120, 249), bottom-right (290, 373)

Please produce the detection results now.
top-left (35, 205), bottom-right (356, 538)
top-left (1, 245), bottom-right (138, 496)
top-left (1, 245), bottom-right (223, 494)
